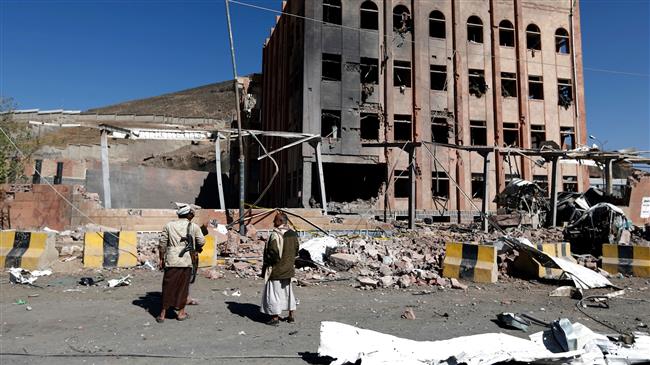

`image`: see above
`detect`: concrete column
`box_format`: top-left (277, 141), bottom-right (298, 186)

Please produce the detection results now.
top-left (100, 130), bottom-right (112, 209)
top-left (215, 138), bottom-right (226, 209)
top-left (301, 159), bottom-right (313, 208)
top-left (408, 145), bottom-right (416, 229)
top-left (482, 152), bottom-right (491, 232)
top-left (315, 142), bottom-right (328, 216)
top-left (549, 157), bottom-right (559, 227)
top-left (605, 159), bottom-right (613, 195)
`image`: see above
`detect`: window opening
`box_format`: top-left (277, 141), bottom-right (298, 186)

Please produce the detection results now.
top-left (558, 78), bottom-right (573, 109)
top-left (530, 124), bottom-right (546, 149)
top-left (322, 53), bottom-right (341, 81)
top-left (472, 173), bottom-right (485, 199)
top-left (503, 122), bottom-right (519, 146)
top-left (499, 20), bottom-right (515, 47)
top-left (394, 60), bottom-right (412, 87)
top-left (431, 116), bottom-right (449, 143)
top-left (429, 11), bottom-right (445, 38)
top-left (394, 169), bottom-right (410, 198)
top-left (394, 114), bottom-right (412, 141)
top-left (528, 75), bottom-right (544, 100)
top-left (360, 113), bottom-right (380, 140)
top-left (501, 72), bottom-right (517, 97)
top-left (393, 5), bottom-right (412, 33)
top-left (562, 175), bottom-right (578, 192)
top-left (323, 0), bottom-right (342, 25)
top-left (469, 69), bottom-right (488, 98)
top-left (321, 110), bottom-right (341, 138)
top-left (360, 1), bottom-right (379, 30)
top-left (560, 126), bottom-right (575, 150)
top-left (360, 57), bottom-right (379, 85)
top-left (467, 16), bottom-right (483, 43)
top-left (555, 28), bottom-right (570, 54)
top-left (432, 171), bottom-right (450, 198)
top-left (470, 120), bottom-right (487, 146)
top-left (430, 65), bottom-right (447, 91)
top-left (526, 24), bottom-right (541, 51)
top-left (533, 175), bottom-right (549, 194)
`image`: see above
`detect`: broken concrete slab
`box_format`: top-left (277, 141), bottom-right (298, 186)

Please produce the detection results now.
top-left (328, 253), bottom-right (358, 271)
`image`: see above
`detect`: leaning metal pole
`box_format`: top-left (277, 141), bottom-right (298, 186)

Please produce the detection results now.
top-left (224, 0), bottom-right (246, 235)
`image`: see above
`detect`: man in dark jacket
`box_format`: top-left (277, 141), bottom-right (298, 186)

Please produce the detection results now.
top-left (260, 212), bottom-right (299, 326)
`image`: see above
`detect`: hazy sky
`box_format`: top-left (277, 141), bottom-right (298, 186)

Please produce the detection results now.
top-left (1, 0), bottom-right (648, 150)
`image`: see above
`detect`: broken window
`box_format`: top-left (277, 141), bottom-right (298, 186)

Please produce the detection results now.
top-left (503, 122), bottom-right (519, 146)
top-left (526, 24), bottom-right (541, 51)
top-left (557, 78), bottom-right (573, 109)
top-left (322, 53), bottom-right (341, 81)
top-left (360, 1), bottom-right (379, 30)
top-left (467, 16), bottom-right (483, 43)
top-left (530, 124), bottom-right (546, 149)
top-left (470, 120), bottom-right (487, 146)
top-left (472, 173), bottom-right (485, 199)
top-left (321, 109), bottom-right (341, 138)
top-left (533, 175), bottom-right (549, 194)
top-left (429, 10), bottom-right (445, 38)
top-left (360, 57), bottom-right (379, 85)
top-left (500, 72), bottom-right (517, 98)
top-left (394, 60), bottom-right (411, 87)
top-left (393, 5), bottom-right (412, 33)
top-left (394, 169), bottom-right (410, 198)
top-left (560, 126), bottom-right (575, 150)
top-left (394, 114), bottom-right (412, 141)
top-left (555, 28), bottom-right (570, 54)
top-left (432, 171), bottom-right (449, 198)
top-left (528, 75), bottom-right (544, 100)
top-left (323, 0), bottom-right (342, 25)
top-left (469, 69), bottom-right (488, 98)
top-left (431, 116), bottom-right (449, 143)
top-left (360, 113), bottom-right (380, 140)
top-left (562, 175), bottom-right (578, 192)
top-left (430, 65), bottom-right (447, 91)
top-left (499, 20), bottom-right (515, 47)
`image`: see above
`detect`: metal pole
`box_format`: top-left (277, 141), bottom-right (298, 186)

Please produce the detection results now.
top-left (315, 141), bottom-right (328, 216)
top-left (408, 145), bottom-right (416, 229)
top-left (224, 0), bottom-right (246, 235)
top-left (100, 130), bottom-right (112, 209)
top-left (481, 152), bottom-right (491, 233)
top-left (549, 157), bottom-right (559, 227)
top-left (605, 159), bottom-right (613, 195)
top-left (215, 137), bottom-right (226, 210)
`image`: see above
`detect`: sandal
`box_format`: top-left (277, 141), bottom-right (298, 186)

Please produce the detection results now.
top-left (287, 317), bottom-right (295, 323)
top-left (155, 317), bottom-right (165, 323)
top-left (266, 318), bottom-right (280, 326)
top-left (177, 313), bottom-right (190, 321)
top-left (187, 299), bottom-right (199, 306)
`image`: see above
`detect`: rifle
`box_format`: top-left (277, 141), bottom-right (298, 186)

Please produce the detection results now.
top-left (178, 223), bottom-right (203, 283)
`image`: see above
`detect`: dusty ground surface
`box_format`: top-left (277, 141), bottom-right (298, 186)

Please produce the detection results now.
top-left (1, 268), bottom-right (649, 365)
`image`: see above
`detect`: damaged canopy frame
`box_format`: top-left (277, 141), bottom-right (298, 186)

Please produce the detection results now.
top-left (96, 124), bottom-right (327, 216)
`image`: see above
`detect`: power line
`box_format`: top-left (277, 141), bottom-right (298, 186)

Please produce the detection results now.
top-left (229, 0), bottom-right (649, 78)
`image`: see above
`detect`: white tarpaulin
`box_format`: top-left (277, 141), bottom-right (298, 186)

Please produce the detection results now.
top-left (318, 321), bottom-right (650, 365)
top-left (299, 236), bottom-right (339, 264)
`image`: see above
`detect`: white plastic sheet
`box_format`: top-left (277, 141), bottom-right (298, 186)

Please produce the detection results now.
top-left (299, 236), bottom-right (339, 264)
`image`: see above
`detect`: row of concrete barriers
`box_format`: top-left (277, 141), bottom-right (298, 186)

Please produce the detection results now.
top-left (1, 230), bottom-right (648, 280)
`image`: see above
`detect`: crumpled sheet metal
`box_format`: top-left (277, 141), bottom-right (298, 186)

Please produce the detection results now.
top-left (318, 321), bottom-right (650, 365)
top-left (509, 237), bottom-right (611, 289)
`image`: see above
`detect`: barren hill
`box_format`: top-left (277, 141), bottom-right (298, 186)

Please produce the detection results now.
top-left (87, 80), bottom-right (237, 119)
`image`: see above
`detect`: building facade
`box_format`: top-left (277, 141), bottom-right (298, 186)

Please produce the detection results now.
top-left (259, 0), bottom-right (588, 221)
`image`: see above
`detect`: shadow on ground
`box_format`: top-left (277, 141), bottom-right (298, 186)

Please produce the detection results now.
top-left (225, 301), bottom-right (268, 324)
top-left (132, 291), bottom-right (162, 319)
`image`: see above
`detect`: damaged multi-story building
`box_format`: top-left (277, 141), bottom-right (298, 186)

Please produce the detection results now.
top-left (257, 0), bottom-right (588, 222)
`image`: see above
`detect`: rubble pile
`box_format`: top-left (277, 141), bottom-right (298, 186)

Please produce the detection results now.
top-left (137, 232), bottom-right (162, 265)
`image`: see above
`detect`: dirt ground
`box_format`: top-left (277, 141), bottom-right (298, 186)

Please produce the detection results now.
top-left (1, 268), bottom-right (649, 365)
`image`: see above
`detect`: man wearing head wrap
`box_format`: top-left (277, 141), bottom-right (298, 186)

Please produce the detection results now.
top-left (260, 212), bottom-right (299, 326)
top-left (156, 204), bottom-right (205, 323)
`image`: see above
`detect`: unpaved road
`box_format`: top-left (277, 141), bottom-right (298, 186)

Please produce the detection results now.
top-left (1, 269), bottom-right (649, 365)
